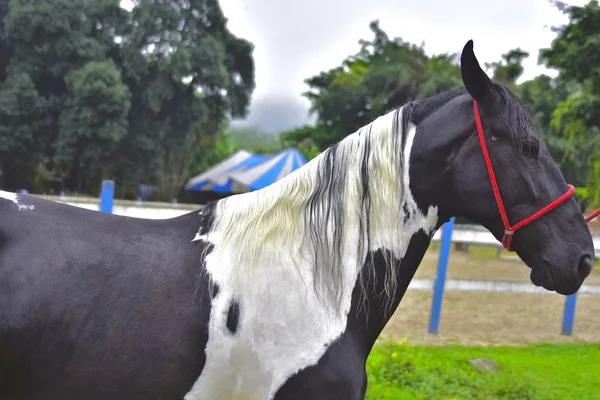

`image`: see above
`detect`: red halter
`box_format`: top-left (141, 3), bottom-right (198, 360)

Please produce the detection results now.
top-left (473, 100), bottom-right (598, 251)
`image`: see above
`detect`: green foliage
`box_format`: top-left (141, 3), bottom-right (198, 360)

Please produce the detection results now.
top-left (0, 72), bottom-right (51, 188)
top-left (0, 0), bottom-right (255, 199)
top-left (279, 125), bottom-right (321, 160)
top-left (225, 127), bottom-right (282, 154)
top-left (302, 20), bottom-right (461, 149)
top-left (295, 10), bottom-right (600, 209)
top-left (0, 73), bottom-right (49, 156)
top-left (485, 48), bottom-right (529, 87)
top-left (518, 75), bottom-right (591, 198)
top-left (188, 132), bottom-right (238, 180)
top-left (537, 0), bottom-right (600, 207)
top-left (419, 54), bottom-right (463, 99)
top-left (5, 0), bottom-right (114, 80)
top-left (366, 341), bottom-right (600, 399)
top-left (187, 126), bottom-right (283, 181)
top-left (55, 60), bottom-right (131, 184)
top-left (115, 0), bottom-right (255, 199)
top-left (3, 0), bottom-right (600, 203)
top-left (549, 92), bottom-right (600, 188)
top-left (540, 0), bottom-right (600, 93)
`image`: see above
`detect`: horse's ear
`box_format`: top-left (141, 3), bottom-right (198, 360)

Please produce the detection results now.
top-left (460, 40), bottom-right (494, 105)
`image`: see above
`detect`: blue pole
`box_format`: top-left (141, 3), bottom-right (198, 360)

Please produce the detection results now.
top-left (562, 293), bottom-right (577, 336)
top-left (429, 217), bottom-right (455, 334)
top-left (99, 180), bottom-right (114, 214)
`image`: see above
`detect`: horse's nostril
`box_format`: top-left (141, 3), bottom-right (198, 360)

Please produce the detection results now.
top-left (577, 254), bottom-right (594, 281)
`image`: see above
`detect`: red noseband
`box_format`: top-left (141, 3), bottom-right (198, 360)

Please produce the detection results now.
top-left (473, 100), bottom-right (597, 251)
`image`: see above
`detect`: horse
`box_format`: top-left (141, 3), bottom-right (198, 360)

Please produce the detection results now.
top-left (0, 40), bottom-right (594, 400)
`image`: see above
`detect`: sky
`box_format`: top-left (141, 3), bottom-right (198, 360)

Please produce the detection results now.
top-left (121, 0), bottom-right (590, 132)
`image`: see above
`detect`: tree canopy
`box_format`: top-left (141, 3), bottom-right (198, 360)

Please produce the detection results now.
top-left (299, 20), bottom-right (461, 149)
top-left (535, 0), bottom-right (600, 206)
top-left (281, 5), bottom-right (600, 209)
top-left (2, 0), bottom-right (600, 207)
top-left (0, 0), bottom-right (255, 199)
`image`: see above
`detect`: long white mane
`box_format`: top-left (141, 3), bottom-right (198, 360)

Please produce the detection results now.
top-left (198, 103), bottom-right (438, 316)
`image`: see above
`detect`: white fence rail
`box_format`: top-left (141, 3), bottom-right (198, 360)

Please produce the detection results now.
top-left (432, 223), bottom-right (600, 253)
top-left (35, 195), bottom-right (200, 220)
top-left (409, 278), bottom-right (600, 295)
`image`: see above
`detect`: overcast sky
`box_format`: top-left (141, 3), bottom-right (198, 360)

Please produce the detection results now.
top-left (122, 0), bottom-right (589, 132)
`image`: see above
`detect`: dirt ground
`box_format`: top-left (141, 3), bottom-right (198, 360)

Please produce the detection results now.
top-left (380, 290), bottom-right (600, 345)
top-left (377, 246), bottom-right (600, 345)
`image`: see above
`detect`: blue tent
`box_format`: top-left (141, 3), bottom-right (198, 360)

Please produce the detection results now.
top-left (185, 148), bottom-right (308, 193)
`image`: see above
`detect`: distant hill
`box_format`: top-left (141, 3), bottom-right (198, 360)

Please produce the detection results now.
top-left (230, 95), bottom-right (316, 134)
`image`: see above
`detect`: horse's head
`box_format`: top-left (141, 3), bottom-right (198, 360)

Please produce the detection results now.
top-left (410, 40), bottom-right (594, 295)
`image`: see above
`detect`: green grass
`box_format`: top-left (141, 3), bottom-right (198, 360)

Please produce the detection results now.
top-left (366, 341), bottom-right (600, 400)
top-left (428, 241), bottom-right (516, 260)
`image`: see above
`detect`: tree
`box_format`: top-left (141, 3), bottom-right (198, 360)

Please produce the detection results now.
top-left (419, 54), bottom-right (463, 99)
top-left (279, 125), bottom-right (320, 161)
top-left (0, 0), bottom-right (11, 85)
top-left (518, 75), bottom-right (591, 200)
top-left (54, 60), bottom-right (132, 190)
top-left (1, 0), bottom-right (129, 192)
top-left (0, 0), bottom-right (256, 199)
top-left (485, 48), bottom-right (529, 88)
top-left (0, 73), bottom-right (50, 189)
top-left (538, 0), bottom-right (600, 206)
top-left (302, 20), bottom-right (461, 149)
top-left (114, 0), bottom-right (255, 199)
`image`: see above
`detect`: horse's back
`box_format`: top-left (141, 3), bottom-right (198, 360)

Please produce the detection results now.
top-left (0, 194), bottom-right (212, 399)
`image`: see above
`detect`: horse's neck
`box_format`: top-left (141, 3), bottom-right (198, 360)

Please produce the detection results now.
top-left (206, 107), bottom-right (439, 330)
top-left (350, 233), bottom-right (433, 349)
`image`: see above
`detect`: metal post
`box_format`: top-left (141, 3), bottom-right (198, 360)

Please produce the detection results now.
top-left (428, 217), bottom-right (455, 334)
top-left (99, 180), bottom-right (114, 214)
top-left (562, 293), bottom-right (577, 336)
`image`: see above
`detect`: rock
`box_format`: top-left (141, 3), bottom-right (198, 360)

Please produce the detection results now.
top-left (468, 358), bottom-right (498, 371)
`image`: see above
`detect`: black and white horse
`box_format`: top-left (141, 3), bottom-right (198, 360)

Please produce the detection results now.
top-left (0, 41), bottom-right (594, 400)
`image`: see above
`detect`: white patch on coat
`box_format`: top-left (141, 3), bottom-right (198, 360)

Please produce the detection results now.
top-left (0, 190), bottom-right (34, 210)
top-left (185, 111), bottom-right (438, 400)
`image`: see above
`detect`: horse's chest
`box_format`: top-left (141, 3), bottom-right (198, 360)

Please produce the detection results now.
top-left (184, 246), bottom-right (358, 400)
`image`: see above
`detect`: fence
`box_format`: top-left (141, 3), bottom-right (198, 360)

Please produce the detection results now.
top-left (96, 180), bottom-right (590, 337)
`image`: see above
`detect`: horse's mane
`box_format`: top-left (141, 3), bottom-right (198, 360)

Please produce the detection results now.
top-left (202, 104), bottom-right (414, 316)
top-left (493, 83), bottom-right (543, 157)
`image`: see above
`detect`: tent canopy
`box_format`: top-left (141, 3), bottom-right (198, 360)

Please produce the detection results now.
top-left (185, 148), bottom-right (308, 193)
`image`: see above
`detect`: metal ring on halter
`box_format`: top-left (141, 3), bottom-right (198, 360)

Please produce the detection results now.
top-left (503, 230), bottom-right (514, 236)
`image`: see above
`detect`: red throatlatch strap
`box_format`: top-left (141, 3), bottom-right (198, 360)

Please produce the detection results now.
top-left (585, 208), bottom-right (600, 223)
top-left (473, 100), bottom-right (577, 252)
